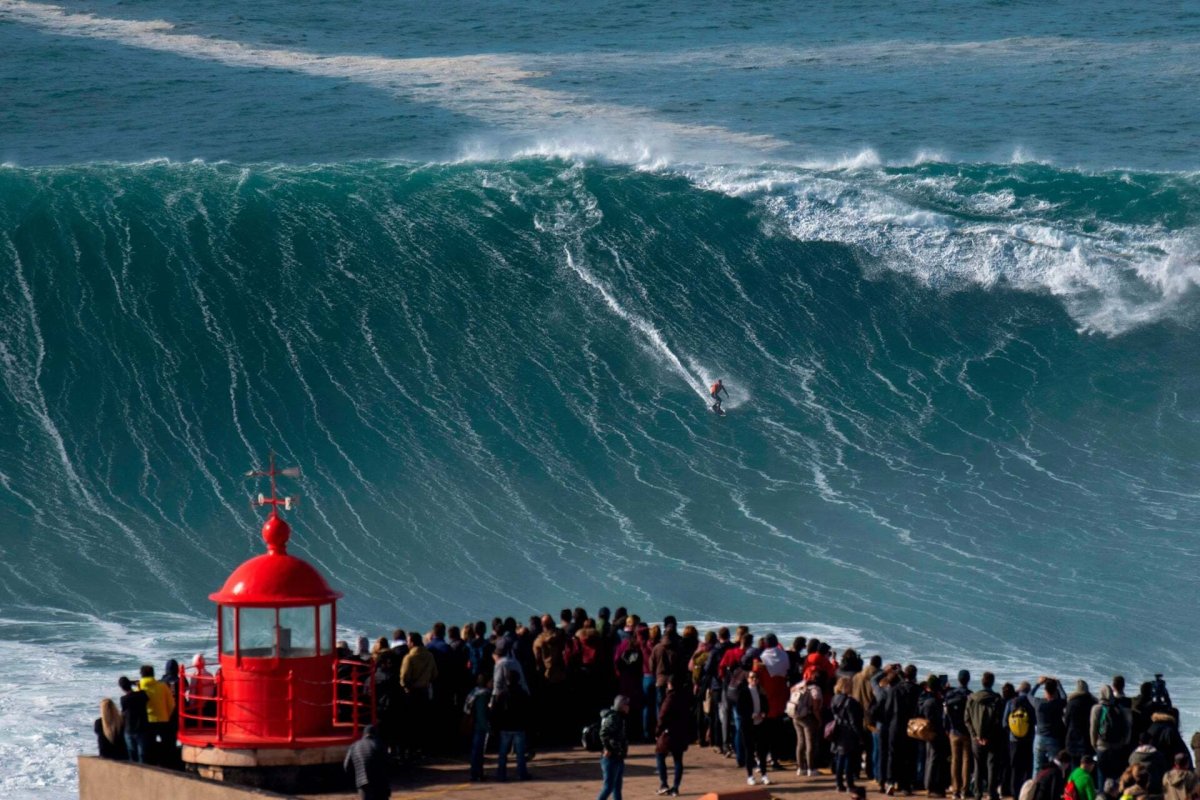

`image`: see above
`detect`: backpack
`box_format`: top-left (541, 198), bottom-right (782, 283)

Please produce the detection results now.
top-left (619, 645), bottom-right (642, 671)
top-left (1096, 704), bottom-right (1126, 745)
top-left (1018, 778), bottom-right (1037, 800)
top-left (582, 721), bottom-right (603, 752)
top-left (790, 683), bottom-right (821, 721)
top-left (945, 689), bottom-right (968, 732)
top-left (978, 692), bottom-right (1004, 737)
top-left (1009, 699), bottom-right (1033, 738)
top-left (786, 684), bottom-right (805, 720)
top-left (1065, 779), bottom-right (1079, 800)
top-left (725, 667), bottom-right (748, 703)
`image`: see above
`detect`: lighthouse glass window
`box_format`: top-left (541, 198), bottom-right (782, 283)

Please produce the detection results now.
top-left (278, 606), bottom-right (318, 658)
top-left (238, 608), bottom-right (277, 657)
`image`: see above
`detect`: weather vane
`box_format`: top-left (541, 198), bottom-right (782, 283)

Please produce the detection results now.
top-left (245, 452), bottom-right (301, 513)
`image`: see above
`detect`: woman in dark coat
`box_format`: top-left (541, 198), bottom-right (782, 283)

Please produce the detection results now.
top-left (656, 676), bottom-right (692, 796)
top-left (831, 676), bottom-right (865, 791)
top-left (737, 669), bottom-right (773, 785)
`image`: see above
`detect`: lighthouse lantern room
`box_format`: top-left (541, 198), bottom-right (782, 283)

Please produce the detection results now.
top-left (178, 457), bottom-right (373, 789)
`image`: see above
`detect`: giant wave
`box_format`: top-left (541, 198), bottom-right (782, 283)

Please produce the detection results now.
top-left (1, 157), bottom-right (1199, 794)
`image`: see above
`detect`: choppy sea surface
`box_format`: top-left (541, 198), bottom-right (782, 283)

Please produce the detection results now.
top-left (2, 1), bottom-right (1199, 796)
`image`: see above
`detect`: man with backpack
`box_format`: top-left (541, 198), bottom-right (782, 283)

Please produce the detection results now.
top-left (1006, 681), bottom-right (1037, 798)
top-left (966, 672), bottom-right (1006, 800)
top-left (945, 670), bottom-right (974, 800)
top-left (1092, 685), bottom-right (1132, 790)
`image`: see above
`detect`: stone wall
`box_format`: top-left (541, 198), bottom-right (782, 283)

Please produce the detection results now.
top-left (78, 757), bottom-right (299, 800)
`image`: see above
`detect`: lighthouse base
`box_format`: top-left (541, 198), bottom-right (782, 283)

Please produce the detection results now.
top-left (182, 743), bottom-right (351, 794)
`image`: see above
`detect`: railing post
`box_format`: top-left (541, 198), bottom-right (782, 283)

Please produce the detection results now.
top-left (216, 670), bottom-right (224, 743)
top-left (287, 670), bottom-right (295, 743)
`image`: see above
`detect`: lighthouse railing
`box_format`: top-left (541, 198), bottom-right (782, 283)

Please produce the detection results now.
top-left (331, 658), bottom-right (376, 736)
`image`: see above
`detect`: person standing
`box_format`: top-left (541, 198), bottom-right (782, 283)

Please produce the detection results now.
top-left (138, 664), bottom-right (175, 766)
top-left (945, 670), bottom-right (974, 800)
top-left (463, 674), bottom-right (491, 782)
top-left (832, 676), bottom-right (866, 792)
top-left (965, 671), bottom-right (1005, 800)
top-left (1091, 685), bottom-right (1132, 790)
top-left (399, 631), bottom-right (438, 762)
top-left (343, 725), bottom-right (390, 800)
top-left (94, 698), bottom-right (128, 760)
top-left (1067, 681), bottom-right (1099, 762)
top-left (597, 695), bottom-right (631, 800)
top-left (117, 676), bottom-right (149, 763)
top-left (921, 675), bottom-right (950, 797)
top-left (738, 670), bottom-right (772, 786)
top-left (491, 644), bottom-right (532, 782)
top-left (1006, 681), bottom-right (1037, 798)
top-left (1030, 677), bottom-right (1068, 774)
top-left (855, 655), bottom-right (883, 783)
top-left (655, 676), bottom-right (691, 796)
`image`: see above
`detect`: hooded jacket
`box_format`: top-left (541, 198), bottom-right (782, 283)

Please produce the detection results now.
top-left (1131, 744), bottom-right (1168, 793)
top-left (1162, 767), bottom-right (1199, 800)
top-left (852, 664), bottom-right (879, 732)
top-left (599, 705), bottom-right (629, 760)
top-left (1148, 714), bottom-right (1192, 770)
top-left (966, 687), bottom-right (1005, 743)
top-left (139, 675), bottom-right (176, 724)
top-left (1091, 686), bottom-right (1133, 752)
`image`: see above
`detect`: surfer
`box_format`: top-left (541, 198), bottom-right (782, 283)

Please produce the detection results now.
top-left (710, 379), bottom-right (728, 414)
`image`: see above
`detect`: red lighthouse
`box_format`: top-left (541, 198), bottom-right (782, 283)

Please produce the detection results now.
top-left (179, 457), bottom-right (373, 790)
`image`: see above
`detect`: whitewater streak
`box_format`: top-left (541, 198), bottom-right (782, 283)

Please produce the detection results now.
top-left (565, 248), bottom-right (713, 405)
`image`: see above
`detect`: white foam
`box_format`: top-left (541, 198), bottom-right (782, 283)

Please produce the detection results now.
top-left (681, 164), bottom-right (1200, 334)
top-left (0, 1), bottom-right (784, 163)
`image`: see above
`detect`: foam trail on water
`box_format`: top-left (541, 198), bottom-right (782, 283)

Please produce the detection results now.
top-left (0, 1), bottom-right (784, 160)
top-left (564, 249), bottom-right (712, 406)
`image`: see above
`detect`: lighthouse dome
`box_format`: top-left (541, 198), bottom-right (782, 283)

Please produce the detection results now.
top-left (209, 513), bottom-right (342, 606)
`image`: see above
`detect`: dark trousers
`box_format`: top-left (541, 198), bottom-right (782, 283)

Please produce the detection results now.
top-left (656, 750), bottom-right (684, 791)
top-left (836, 747), bottom-right (862, 788)
top-left (1009, 738), bottom-right (1034, 797)
top-left (886, 728), bottom-right (916, 790)
top-left (972, 740), bottom-right (1002, 800)
top-left (926, 736), bottom-right (950, 795)
top-left (741, 722), bottom-right (768, 776)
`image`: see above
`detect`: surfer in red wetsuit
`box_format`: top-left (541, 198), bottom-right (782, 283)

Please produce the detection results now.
top-left (710, 379), bottom-right (728, 413)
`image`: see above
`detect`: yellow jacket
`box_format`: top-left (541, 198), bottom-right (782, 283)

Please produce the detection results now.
top-left (140, 676), bottom-right (176, 723)
top-left (399, 645), bottom-right (438, 690)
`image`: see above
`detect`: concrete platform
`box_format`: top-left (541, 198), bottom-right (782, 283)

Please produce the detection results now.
top-left (309, 743), bottom-right (863, 800)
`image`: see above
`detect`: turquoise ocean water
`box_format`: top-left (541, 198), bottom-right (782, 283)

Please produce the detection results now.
top-left (1, 1), bottom-right (1199, 795)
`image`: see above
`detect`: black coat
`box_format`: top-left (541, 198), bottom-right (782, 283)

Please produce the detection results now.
top-left (736, 685), bottom-right (770, 725)
top-left (1065, 693), bottom-right (1097, 752)
top-left (94, 719), bottom-right (128, 760)
top-left (830, 693), bottom-right (865, 754)
top-left (876, 680), bottom-right (920, 736)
